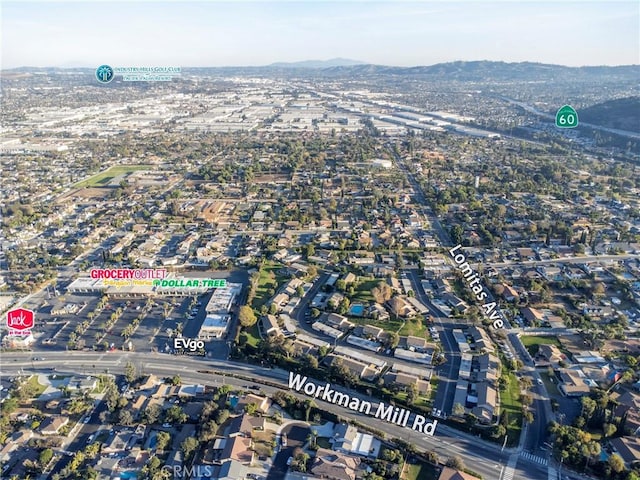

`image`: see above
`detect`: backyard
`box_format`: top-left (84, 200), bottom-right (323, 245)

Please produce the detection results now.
top-left (519, 335), bottom-right (562, 356)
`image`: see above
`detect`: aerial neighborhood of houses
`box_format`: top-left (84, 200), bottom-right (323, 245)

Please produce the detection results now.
top-left (1, 63), bottom-right (640, 480)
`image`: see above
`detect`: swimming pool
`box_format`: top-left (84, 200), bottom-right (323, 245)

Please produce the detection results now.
top-left (349, 304), bottom-right (364, 316)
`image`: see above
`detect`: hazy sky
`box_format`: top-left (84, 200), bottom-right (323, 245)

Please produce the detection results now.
top-left (2, 1), bottom-right (638, 68)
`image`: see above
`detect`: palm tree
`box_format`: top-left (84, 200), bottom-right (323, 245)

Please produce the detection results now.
top-left (304, 400), bottom-right (317, 422)
top-left (307, 429), bottom-right (319, 449)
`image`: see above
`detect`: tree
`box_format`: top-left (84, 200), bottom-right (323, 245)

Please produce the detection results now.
top-left (199, 420), bottom-right (219, 441)
top-left (304, 353), bottom-right (319, 369)
top-left (492, 424), bottom-right (507, 438)
top-left (388, 332), bottom-right (400, 349)
top-left (143, 404), bottom-right (162, 424)
top-left (303, 399), bottom-right (317, 422)
top-left (156, 431), bottom-right (171, 451)
top-left (201, 401), bottom-right (219, 420)
top-left (119, 409), bottom-right (134, 426)
top-left (388, 296), bottom-right (404, 317)
top-left (291, 449), bottom-right (310, 472)
top-left (238, 305), bottom-right (257, 327)
top-left (166, 406), bottom-right (187, 424)
top-left (523, 410), bottom-right (535, 424)
top-left (609, 453), bottom-right (625, 473)
top-left (307, 429), bottom-right (319, 450)
top-left (465, 413), bottom-right (478, 427)
top-left (407, 383), bottom-right (418, 406)
top-left (124, 361), bottom-right (136, 384)
top-left (519, 376), bottom-right (533, 390)
top-left (180, 437), bottom-right (199, 460)
top-left (603, 422), bottom-right (617, 439)
top-left (581, 397), bottom-right (597, 420)
top-left (216, 409), bottom-right (230, 425)
top-left (338, 297), bottom-right (350, 315)
top-left (584, 441), bottom-right (601, 468)
top-left (446, 455), bottom-right (465, 471)
top-left (452, 403), bottom-right (466, 417)
top-left (39, 448), bottom-right (53, 467)
top-left (592, 282), bottom-right (606, 297)
top-left (104, 384), bottom-right (120, 412)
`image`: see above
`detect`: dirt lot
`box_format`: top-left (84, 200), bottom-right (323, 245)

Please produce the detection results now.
top-left (55, 187), bottom-right (112, 204)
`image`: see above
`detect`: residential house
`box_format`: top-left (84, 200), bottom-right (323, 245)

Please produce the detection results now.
top-left (536, 344), bottom-right (566, 367)
top-left (406, 336), bottom-right (428, 352)
top-left (557, 369), bottom-right (591, 397)
top-left (209, 459), bottom-right (248, 480)
top-left (521, 307), bottom-right (544, 326)
top-left (260, 314), bottom-right (282, 337)
top-left (468, 326), bottom-right (494, 353)
top-left (326, 313), bottom-right (354, 331)
top-left (501, 285), bottom-right (519, 302)
top-left (39, 416), bottom-right (69, 435)
top-left (383, 371), bottom-right (430, 395)
top-left (471, 382), bottom-right (498, 424)
top-left (474, 353), bottom-right (500, 385)
top-left (235, 394), bottom-right (271, 415)
top-left (438, 466), bottom-right (479, 480)
top-left (610, 436), bottom-right (640, 469)
top-left (361, 325), bottom-right (384, 340)
top-left (227, 413), bottom-right (266, 438)
top-left (103, 431), bottom-right (136, 454)
top-left (220, 436), bottom-right (254, 465)
top-left (311, 448), bottom-right (361, 480)
top-left (331, 424), bottom-right (380, 458)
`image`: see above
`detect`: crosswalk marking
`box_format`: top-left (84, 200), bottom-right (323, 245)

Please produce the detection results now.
top-left (503, 467), bottom-right (515, 480)
top-left (502, 453), bottom-right (519, 480)
top-left (520, 451), bottom-right (548, 466)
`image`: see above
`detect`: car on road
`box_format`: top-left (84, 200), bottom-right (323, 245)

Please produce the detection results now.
top-left (286, 457), bottom-right (293, 466)
top-left (537, 378), bottom-right (543, 385)
top-left (87, 434), bottom-right (95, 443)
top-left (83, 416), bottom-right (91, 424)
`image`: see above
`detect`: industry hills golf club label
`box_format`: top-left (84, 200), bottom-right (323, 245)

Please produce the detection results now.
top-left (288, 372), bottom-right (438, 436)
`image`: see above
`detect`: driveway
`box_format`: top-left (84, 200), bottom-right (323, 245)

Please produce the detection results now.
top-left (267, 424), bottom-right (310, 480)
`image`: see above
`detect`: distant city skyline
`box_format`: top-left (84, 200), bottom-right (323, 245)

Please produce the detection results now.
top-left (2, 1), bottom-right (638, 69)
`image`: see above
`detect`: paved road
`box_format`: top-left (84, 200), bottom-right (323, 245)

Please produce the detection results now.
top-left (2, 351), bottom-right (548, 480)
top-left (500, 96), bottom-right (640, 141)
top-left (480, 253), bottom-right (639, 268)
top-left (392, 153), bottom-right (453, 247)
top-left (404, 269), bottom-right (461, 417)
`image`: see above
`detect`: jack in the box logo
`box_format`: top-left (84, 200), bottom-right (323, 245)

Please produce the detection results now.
top-left (6, 308), bottom-right (34, 336)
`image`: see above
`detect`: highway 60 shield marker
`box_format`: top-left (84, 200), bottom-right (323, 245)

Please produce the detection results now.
top-left (6, 308), bottom-right (35, 336)
top-left (555, 105), bottom-right (579, 128)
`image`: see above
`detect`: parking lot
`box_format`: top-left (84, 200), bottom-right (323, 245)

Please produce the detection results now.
top-left (17, 268), bottom-right (247, 359)
top-left (34, 293), bottom-right (211, 355)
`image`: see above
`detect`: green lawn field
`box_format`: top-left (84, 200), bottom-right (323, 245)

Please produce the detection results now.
top-left (74, 165), bottom-right (153, 188)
